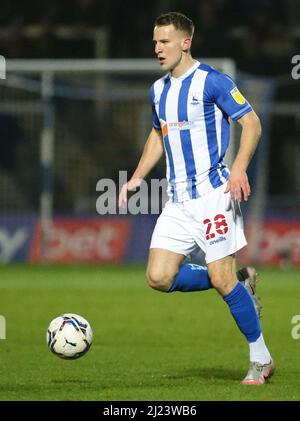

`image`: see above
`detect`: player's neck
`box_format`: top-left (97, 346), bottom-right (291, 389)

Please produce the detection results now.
top-left (171, 56), bottom-right (198, 79)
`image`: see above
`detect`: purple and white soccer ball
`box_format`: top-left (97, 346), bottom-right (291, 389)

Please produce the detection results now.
top-left (47, 313), bottom-right (93, 359)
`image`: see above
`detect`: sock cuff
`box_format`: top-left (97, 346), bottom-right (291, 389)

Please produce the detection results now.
top-left (223, 281), bottom-right (241, 302)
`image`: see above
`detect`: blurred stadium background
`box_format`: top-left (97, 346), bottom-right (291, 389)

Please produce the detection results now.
top-left (0, 0), bottom-right (299, 267)
top-left (0, 0), bottom-right (300, 402)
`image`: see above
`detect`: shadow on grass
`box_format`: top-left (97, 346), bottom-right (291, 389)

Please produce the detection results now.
top-left (50, 379), bottom-right (91, 384)
top-left (166, 366), bottom-right (242, 382)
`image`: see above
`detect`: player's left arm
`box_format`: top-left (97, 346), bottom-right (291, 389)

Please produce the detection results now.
top-left (225, 110), bottom-right (262, 202)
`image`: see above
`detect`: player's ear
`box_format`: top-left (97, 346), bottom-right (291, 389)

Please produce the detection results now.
top-left (182, 37), bottom-right (192, 52)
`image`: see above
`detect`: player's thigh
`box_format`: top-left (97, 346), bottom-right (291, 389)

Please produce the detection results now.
top-left (146, 248), bottom-right (186, 291)
top-left (207, 254), bottom-right (237, 295)
top-left (150, 201), bottom-right (197, 257)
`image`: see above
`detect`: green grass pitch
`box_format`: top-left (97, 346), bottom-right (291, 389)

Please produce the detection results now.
top-left (0, 264), bottom-right (300, 401)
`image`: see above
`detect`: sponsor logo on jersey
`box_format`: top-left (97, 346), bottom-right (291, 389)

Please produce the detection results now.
top-left (168, 121), bottom-right (195, 130)
top-left (160, 119), bottom-right (195, 136)
top-left (160, 119), bottom-right (169, 137)
top-left (230, 87), bottom-right (246, 105)
top-left (209, 236), bottom-right (226, 246)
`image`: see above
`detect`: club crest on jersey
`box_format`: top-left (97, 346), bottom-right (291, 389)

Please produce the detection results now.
top-left (230, 87), bottom-right (246, 105)
top-left (189, 92), bottom-right (201, 104)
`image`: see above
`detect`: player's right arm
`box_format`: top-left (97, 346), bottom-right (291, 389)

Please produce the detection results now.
top-left (118, 128), bottom-right (164, 208)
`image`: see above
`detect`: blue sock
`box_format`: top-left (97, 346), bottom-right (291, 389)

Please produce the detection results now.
top-left (168, 263), bottom-right (212, 292)
top-left (223, 282), bottom-right (261, 342)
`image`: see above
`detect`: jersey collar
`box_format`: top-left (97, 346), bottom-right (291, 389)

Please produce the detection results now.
top-left (170, 60), bottom-right (200, 82)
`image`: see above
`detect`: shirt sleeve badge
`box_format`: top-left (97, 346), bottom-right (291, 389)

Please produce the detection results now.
top-left (230, 87), bottom-right (246, 105)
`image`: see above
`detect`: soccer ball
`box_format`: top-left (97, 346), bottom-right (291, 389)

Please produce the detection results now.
top-left (46, 313), bottom-right (93, 359)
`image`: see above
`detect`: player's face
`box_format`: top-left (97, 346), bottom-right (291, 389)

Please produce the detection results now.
top-left (153, 25), bottom-right (191, 72)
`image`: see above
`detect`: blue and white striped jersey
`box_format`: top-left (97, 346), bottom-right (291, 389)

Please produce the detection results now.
top-left (150, 61), bottom-right (252, 202)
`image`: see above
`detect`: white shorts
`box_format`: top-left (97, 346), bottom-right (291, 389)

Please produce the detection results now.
top-left (150, 184), bottom-right (247, 264)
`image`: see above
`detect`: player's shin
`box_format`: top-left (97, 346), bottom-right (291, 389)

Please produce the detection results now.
top-left (224, 282), bottom-right (272, 366)
top-left (168, 263), bottom-right (212, 292)
top-left (223, 282), bottom-right (261, 342)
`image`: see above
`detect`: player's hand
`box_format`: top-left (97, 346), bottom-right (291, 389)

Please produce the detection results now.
top-left (118, 178), bottom-right (143, 208)
top-left (224, 167), bottom-right (251, 203)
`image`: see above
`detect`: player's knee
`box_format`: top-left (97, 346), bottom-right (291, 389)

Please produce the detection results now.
top-left (208, 269), bottom-right (235, 292)
top-left (146, 268), bottom-right (175, 292)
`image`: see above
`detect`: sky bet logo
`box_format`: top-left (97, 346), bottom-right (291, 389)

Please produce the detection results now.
top-left (291, 55), bottom-right (300, 80)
